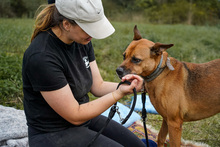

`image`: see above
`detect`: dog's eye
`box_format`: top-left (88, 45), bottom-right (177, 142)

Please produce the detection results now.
top-left (123, 54), bottom-right (126, 60)
top-left (131, 57), bottom-right (142, 64)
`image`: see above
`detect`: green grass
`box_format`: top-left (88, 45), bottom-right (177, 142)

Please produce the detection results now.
top-left (147, 113), bottom-right (220, 146)
top-left (0, 18), bottom-right (220, 146)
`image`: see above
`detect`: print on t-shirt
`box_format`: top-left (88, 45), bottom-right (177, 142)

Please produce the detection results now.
top-left (83, 56), bottom-right (90, 68)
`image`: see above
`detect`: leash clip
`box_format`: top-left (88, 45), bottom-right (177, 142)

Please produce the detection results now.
top-left (115, 106), bottom-right (125, 123)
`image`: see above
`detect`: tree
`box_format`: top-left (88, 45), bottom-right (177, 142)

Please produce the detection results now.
top-left (10, 0), bottom-right (28, 17)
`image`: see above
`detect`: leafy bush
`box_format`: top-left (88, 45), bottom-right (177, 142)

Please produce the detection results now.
top-left (0, 53), bottom-right (23, 109)
top-left (1, 0), bottom-right (220, 25)
top-left (0, 19), bottom-right (33, 109)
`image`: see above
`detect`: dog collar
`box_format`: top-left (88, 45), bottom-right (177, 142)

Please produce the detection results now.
top-left (143, 54), bottom-right (166, 82)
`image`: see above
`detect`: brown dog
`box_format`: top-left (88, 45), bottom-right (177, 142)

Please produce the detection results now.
top-left (116, 25), bottom-right (220, 147)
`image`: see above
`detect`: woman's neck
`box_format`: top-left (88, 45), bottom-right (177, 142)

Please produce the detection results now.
top-left (52, 26), bottom-right (74, 45)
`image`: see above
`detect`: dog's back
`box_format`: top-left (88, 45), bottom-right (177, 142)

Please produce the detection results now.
top-left (181, 58), bottom-right (220, 120)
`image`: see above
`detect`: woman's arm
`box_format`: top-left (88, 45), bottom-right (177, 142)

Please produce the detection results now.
top-left (41, 84), bottom-right (122, 125)
top-left (41, 74), bottom-right (143, 126)
top-left (89, 60), bottom-right (119, 97)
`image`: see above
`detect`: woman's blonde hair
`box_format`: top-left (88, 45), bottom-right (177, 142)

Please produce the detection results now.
top-left (31, 4), bottom-right (76, 42)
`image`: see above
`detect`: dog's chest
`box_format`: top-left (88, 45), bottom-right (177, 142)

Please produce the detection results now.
top-left (148, 93), bottom-right (167, 116)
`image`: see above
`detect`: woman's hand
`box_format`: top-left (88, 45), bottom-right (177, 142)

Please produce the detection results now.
top-left (41, 74), bottom-right (143, 125)
top-left (114, 74), bottom-right (144, 98)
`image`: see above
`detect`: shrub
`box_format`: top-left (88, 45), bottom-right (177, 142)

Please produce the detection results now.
top-left (0, 53), bottom-right (23, 109)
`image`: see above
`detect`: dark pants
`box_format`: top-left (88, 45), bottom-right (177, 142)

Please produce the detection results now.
top-left (28, 115), bottom-right (145, 147)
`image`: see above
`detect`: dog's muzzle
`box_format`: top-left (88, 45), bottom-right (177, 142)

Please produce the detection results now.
top-left (116, 66), bottom-right (131, 79)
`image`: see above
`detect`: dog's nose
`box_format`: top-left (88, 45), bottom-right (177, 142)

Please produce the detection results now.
top-left (116, 67), bottom-right (124, 79)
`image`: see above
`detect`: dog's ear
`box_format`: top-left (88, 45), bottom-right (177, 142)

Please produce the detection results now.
top-left (151, 42), bottom-right (174, 55)
top-left (133, 25), bottom-right (142, 40)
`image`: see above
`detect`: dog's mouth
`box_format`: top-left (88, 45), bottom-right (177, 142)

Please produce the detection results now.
top-left (116, 66), bottom-right (132, 79)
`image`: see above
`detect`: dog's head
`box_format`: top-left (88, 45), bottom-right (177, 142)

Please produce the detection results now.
top-left (116, 25), bottom-right (174, 79)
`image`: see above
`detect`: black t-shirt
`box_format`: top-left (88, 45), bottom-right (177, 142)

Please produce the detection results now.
top-left (22, 29), bottom-right (95, 132)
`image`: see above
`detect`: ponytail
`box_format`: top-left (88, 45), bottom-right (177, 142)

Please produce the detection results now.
top-left (31, 4), bottom-right (77, 42)
top-left (31, 4), bottom-right (55, 42)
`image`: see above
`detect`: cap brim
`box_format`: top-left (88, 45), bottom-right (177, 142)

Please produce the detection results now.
top-left (75, 16), bottom-right (115, 39)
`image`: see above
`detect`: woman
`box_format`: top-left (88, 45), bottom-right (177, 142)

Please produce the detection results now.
top-left (22, 0), bottom-right (145, 146)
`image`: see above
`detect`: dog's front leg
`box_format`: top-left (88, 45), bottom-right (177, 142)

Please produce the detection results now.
top-left (167, 119), bottom-right (183, 147)
top-left (157, 119), bottom-right (168, 147)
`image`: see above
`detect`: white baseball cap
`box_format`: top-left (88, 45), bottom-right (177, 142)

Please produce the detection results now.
top-left (55, 0), bottom-right (115, 39)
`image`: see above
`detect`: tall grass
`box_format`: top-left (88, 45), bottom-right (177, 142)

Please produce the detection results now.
top-left (0, 19), bottom-right (219, 146)
top-left (0, 19), bottom-right (33, 108)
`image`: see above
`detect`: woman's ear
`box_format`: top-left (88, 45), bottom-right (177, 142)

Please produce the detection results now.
top-left (62, 20), bottom-right (71, 32)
